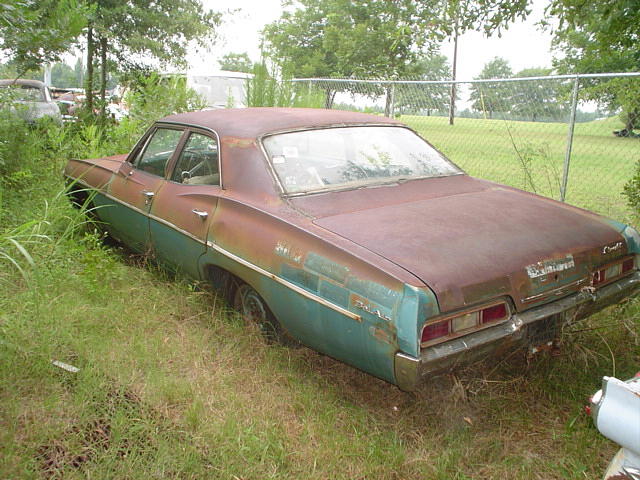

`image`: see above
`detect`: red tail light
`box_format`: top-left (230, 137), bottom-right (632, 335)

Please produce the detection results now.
top-left (421, 321), bottom-right (449, 343)
top-left (592, 269), bottom-right (606, 286)
top-left (481, 303), bottom-right (508, 324)
top-left (622, 258), bottom-right (635, 273)
top-left (592, 256), bottom-right (635, 287)
top-left (421, 301), bottom-right (510, 346)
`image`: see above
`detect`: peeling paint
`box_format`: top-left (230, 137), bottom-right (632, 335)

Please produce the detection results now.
top-left (222, 137), bottom-right (254, 148)
top-left (526, 255), bottom-right (575, 279)
top-left (274, 241), bottom-right (303, 264)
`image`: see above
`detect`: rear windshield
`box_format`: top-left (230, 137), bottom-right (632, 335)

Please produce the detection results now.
top-left (262, 126), bottom-right (461, 194)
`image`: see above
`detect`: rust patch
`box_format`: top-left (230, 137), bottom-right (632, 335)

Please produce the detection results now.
top-left (222, 137), bottom-right (254, 148)
top-left (371, 326), bottom-right (394, 344)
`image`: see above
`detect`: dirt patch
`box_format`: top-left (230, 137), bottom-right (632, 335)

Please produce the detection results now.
top-left (37, 389), bottom-right (140, 479)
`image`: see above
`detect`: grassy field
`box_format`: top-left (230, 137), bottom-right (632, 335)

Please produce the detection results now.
top-left (403, 115), bottom-right (640, 222)
top-left (1, 116), bottom-right (639, 479)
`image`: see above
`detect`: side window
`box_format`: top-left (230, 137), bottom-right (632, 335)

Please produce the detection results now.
top-left (170, 132), bottom-right (220, 186)
top-left (134, 128), bottom-right (184, 177)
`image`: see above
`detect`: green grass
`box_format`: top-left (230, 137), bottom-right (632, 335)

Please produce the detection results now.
top-left (403, 115), bottom-right (640, 222)
top-left (1, 116), bottom-right (639, 479)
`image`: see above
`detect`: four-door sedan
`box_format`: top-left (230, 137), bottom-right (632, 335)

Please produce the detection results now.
top-left (65, 108), bottom-right (640, 391)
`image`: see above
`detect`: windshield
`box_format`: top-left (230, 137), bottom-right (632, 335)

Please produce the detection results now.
top-left (262, 126), bottom-right (462, 194)
top-left (1, 85), bottom-right (45, 102)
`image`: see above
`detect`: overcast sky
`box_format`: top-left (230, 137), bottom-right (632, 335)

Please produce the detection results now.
top-left (190, 0), bottom-right (555, 79)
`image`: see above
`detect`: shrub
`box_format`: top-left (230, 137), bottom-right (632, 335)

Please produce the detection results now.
top-left (623, 159), bottom-right (640, 215)
top-left (125, 73), bottom-right (207, 128)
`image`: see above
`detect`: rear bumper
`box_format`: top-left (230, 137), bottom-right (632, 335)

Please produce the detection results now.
top-left (394, 272), bottom-right (640, 391)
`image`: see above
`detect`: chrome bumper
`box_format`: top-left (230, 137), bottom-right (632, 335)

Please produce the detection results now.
top-left (394, 272), bottom-right (640, 391)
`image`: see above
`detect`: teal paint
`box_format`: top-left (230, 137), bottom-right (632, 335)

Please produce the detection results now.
top-left (149, 219), bottom-right (207, 279)
top-left (281, 263), bottom-right (320, 292)
top-left (92, 193), bottom-right (149, 252)
top-left (396, 285), bottom-right (440, 357)
top-left (347, 276), bottom-right (400, 309)
top-left (318, 279), bottom-right (350, 307)
top-left (304, 252), bottom-right (349, 284)
top-left (604, 219), bottom-right (640, 254)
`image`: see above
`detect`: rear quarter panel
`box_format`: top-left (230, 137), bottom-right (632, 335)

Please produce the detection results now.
top-left (199, 196), bottom-right (439, 383)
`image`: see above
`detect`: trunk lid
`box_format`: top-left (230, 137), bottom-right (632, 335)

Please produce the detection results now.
top-left (296, 176), bottom-right (626, 312)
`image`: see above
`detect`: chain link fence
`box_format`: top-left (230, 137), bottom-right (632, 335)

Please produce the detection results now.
top-left (291, 73), bottom-right (640, 222)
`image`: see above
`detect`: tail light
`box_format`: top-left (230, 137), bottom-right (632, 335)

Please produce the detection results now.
top-left (421, 301), bottom-right (510, 346)
top-left (592, 256), bottom-right (635, 287)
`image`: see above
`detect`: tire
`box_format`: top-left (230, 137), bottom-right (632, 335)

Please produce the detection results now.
top-left (233, 283), bottom-right (297, 346)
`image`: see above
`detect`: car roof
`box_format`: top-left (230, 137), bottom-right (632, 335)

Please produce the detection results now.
top-left (0, 79), bottom-right (46, 89)
top-left (160, 107), bottom-right (402, 138)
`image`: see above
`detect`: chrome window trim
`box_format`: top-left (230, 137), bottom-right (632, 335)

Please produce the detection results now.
top-left (258, 123), bottom-right (464, 197)
top-left (158, 122), bottom-right (223, 189)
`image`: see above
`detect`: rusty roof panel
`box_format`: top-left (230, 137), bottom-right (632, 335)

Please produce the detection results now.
top-left (161, 107), bottom-right (401, 139)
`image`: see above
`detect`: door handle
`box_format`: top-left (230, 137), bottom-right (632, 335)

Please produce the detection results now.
top-left (142, 190), bottom-right (154, 205)
top-left (192, 209), bottom-right (208, 220)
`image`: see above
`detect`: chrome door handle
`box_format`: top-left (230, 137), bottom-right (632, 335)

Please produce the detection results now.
top-left (142, 190), bottom-right (154, 205)
top-left (192, 209), bottom-right (208, 219)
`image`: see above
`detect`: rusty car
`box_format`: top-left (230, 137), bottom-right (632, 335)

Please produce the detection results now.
top-left (64, 108), bottom-right (640, 391)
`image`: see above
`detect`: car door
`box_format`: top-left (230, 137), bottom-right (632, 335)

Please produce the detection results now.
top-left (149, 129), bottom-right (221, 279)
top-left (99, 126), bottom-right (185, 252)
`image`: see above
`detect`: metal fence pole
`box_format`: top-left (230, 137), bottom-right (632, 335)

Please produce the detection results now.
top-left (560, 76), bottom-right (580, 202)
top-left (384, 83), bottom-right (395, 117)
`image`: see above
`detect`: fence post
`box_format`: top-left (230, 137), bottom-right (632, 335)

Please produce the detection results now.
top-left (385, 83), bottom-right (395, 117)
top-left (560, 76), bottom-right (580, 202)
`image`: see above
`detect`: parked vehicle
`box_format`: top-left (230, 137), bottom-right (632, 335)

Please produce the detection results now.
top-left (64, 108), bottom-right (640, 390)
top-left (589, 374), bottom-right (640, 479)
top-left (0, 79), bottom-right (62, 123)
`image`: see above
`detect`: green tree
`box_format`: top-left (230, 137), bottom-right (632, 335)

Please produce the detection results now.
top-left (51, 62), bottom-right (78, 87)
top-left (394, 55), bottom-right (452, 115)
top-left (469, 57), bottom-right (513, 118)
top-left (219, 52), bottom-right (254, 73)
top-left (549, 0), bottom-right (640, 132)
top-left (263, 0), bottom-right (442, 108)
top-left (510, 67), bottom-right (564, 121)
top-left (0, 0), bottom-right (88, 75)
top-left (84, 0), bottom-right (221, 118)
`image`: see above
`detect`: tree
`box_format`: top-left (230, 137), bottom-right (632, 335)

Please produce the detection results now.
top-left (51, 62), bottom-right (78, 87)
top-left (0, 0), bottom-right (88, 75)
top-left (263, 0), bottom-right (443, 109)
top-left (469, 57), bottom-right (513, 118)
top-left (394, 55), bottom-right (452, 115)
top-left (549, 0), bottom-right (640, 132)
top-left (84, 0), bottom-right (221, 118)
top-left (219, 52), bottom-right (254, 73)
top-left (510, 68), bottom-right (564, 121)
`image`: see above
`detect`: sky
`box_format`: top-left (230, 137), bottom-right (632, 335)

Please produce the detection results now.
top-left (190, 0), bottom-right (555, 80)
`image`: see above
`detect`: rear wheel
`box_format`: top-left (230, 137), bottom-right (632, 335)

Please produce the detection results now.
top-left (233, 283), bottom-right (296, 346)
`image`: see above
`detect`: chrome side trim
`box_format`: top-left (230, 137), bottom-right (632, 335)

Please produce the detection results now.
top-left (67, 176), bottom-right (208, 247)
top-left (66, 174), bottom-right (361, 322)
top-left (522, 276), bottom-right (589, 303)
top-left (206, 239), bottom-right (362, 322)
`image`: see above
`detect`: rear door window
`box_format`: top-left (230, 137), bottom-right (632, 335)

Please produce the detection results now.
top-left (170, 132), bottom-right (220, 186)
